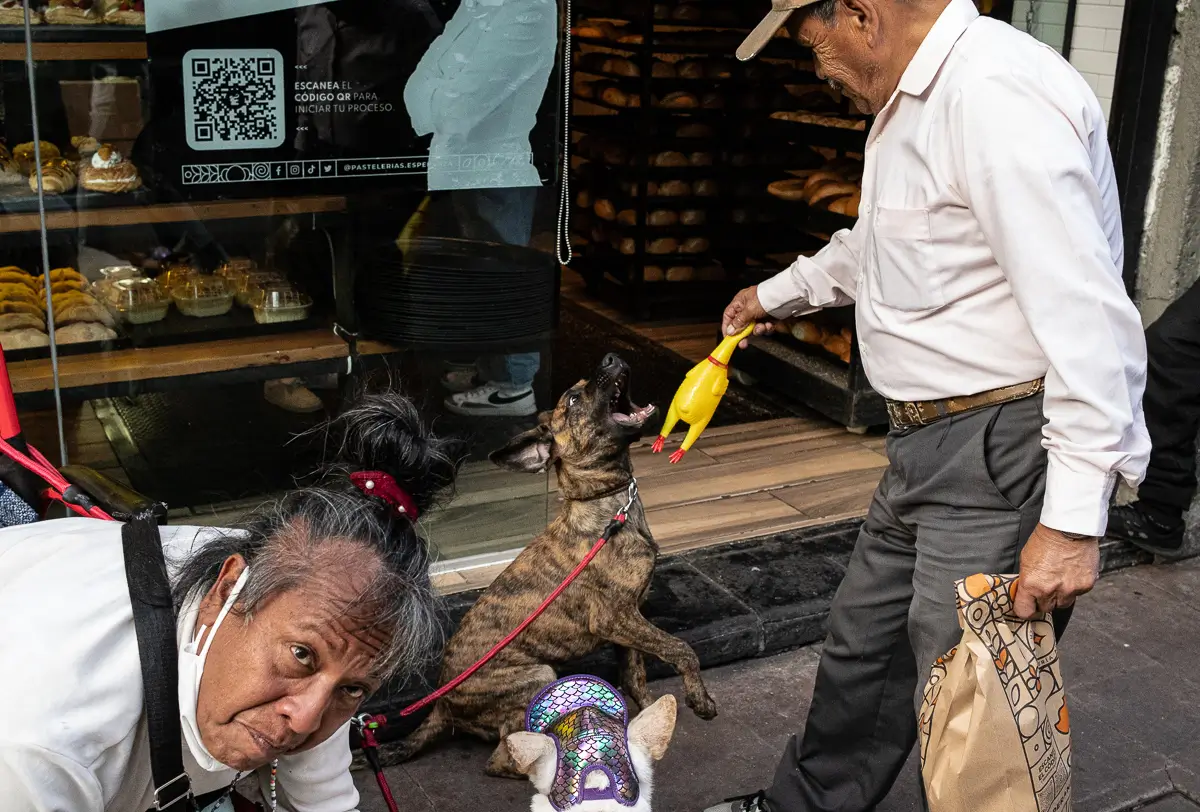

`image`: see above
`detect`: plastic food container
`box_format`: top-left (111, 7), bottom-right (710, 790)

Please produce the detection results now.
top-left (252, 284), bottom-right (312, 325)
top-left (216, 257), bottom-right (257, 278)
top-left (235, 270), bottom-right (285, 308)
top-left (173, 276), bottom-right (234, 318)
top-left (112, 277), bottom-right (170, 325)
top-left (158, 263), bottom-right (201, 295)
top-left (93, 265), bottom-right (144, 302)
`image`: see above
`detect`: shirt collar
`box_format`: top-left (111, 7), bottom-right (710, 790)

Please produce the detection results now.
top-left (896, 0), bottom-right (980, 97)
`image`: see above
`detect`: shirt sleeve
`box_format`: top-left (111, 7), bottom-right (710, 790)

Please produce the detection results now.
top-left (953, 67), bottom-right (1150, 537)
top-left (756, 220), bottom-right (863, 317)
top-left (270, 722), bottom-right (360, 812)
top-left (0, 743), bottom-right (105, 812)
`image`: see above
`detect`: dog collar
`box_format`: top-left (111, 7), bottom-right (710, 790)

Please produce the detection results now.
top-left (562, 477), bottom-right (638, 504)
top-left (527, 676), bottom-right (640, 810)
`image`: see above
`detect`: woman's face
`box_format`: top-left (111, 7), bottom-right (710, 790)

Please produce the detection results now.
top-left (193, 553), bottom-right (388, 771)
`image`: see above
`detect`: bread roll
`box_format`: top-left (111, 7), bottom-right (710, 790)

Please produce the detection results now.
top-left (0, 300), bottom-right (43, 319)
top-left (658, 91), bottom-right (699, 109)
top-left (647, 210), bottom-right (679, 226)
top-left (55, 321), bottom-right (117, 344)
top-left (790, 320), bottom-right (826, 344)
top-left (665, 266), bottom-right (695, 282)
top-left (676, 122), bottom-right (715, 138)
top-left (693, 179), bottom-right (718, 196)
top-left (647, 237), bottom-right (679, 255)
top-left (0, 312), bottom-right (45, 332)
top-left (677, 61), bottom-right (704, 79)
top-left (828, 194), bottom-right (861, 217)
top-left (617, 209), bottom-right (637, 226)
top-left (655, 180), bottom-right (692, 197)
top-left (680, 237), bottom-right (710, 254)
top-left (594, 199), bottom-right (617, 221)
top-left (689, 152), bottom-right (714, 166)
top-left (0, 328), bottom-right (49, 351)
top-left (601, 87), bottom-right (635, 107)
top-left (603, 57), bottom-right (639, 77)
top-left (574, 79), bottom-right (595, 99)
top-left (652, 151), bottom-right (689, 167)
top-left (617, 33), bottom-right (644, 44)
top-left (619, 237), bottom-right (637, 255)
top-left (802, 170), bottom-right (845, 197)
top-left (809, 182), bottom-right (860, 208)
top-left (823, 334), bottom-right (852, 363)
top-left (643, 265), bottom-right (665, 282)
top-left (680, 209), bottom-right (706, 225)
top-left (652, 61), bottom-right (676, 78)
top-left (573, 23), bottom-right (607, 38)
top-left (768, 179), bottom-right (808, 201)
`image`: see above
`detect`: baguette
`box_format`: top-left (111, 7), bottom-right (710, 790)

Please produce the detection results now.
top-left (680, 237), bottom-right (710, 254)
top-left (647, 210), bottom-right (679, 227)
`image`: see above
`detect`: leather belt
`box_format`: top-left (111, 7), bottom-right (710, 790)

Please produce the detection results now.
top-left (885, 378), bottom-right (1045, 430)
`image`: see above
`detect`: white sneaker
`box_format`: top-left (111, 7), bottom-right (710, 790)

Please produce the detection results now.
top-left (444, 383), bottom-right (536, 417)
top-left (264, 378), bottom-right (324, 414)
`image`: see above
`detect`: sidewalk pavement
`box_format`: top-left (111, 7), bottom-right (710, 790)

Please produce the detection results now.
top-left (355, 558), bottom-right (1200, 812)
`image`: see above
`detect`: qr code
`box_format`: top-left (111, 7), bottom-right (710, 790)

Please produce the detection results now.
top-left (183, 49), bottom-right (285, 151)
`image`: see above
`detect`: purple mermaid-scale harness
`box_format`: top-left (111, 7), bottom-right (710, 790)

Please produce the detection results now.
top-left (525, 675), bottom-right (640, 810)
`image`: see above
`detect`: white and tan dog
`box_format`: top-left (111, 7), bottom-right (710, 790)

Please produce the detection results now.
top-left (505, 676), bottom-right (677, 812)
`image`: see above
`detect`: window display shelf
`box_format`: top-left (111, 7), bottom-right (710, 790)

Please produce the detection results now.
top-left (7, 328), bottom-right (393, 395)
top-left (0, 195), bottom-right (348, 234)
top-left (0, 40), bottom-right (145, 60)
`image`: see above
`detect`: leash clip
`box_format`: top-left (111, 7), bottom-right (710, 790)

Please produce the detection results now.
top-left (618, 479), bottom-right (639, 521)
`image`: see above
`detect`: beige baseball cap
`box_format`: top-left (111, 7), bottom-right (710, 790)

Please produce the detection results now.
top-left (736, 0), bottom-right (824, 61)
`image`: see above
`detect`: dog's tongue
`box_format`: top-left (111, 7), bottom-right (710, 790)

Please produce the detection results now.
top-left (613, 404), bottom-right (655, 425)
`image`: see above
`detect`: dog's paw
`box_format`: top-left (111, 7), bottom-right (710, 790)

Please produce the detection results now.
top-left (687, 690), bottom-right (718, 721)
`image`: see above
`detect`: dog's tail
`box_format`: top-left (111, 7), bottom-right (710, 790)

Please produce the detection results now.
top-left (379, 704), bottom-right (451, 767)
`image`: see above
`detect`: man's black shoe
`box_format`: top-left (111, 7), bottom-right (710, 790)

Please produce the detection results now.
top-left (704, 791), bottom-right (772, 811)
top-left (1107, 503), bottom-right (1189, 560)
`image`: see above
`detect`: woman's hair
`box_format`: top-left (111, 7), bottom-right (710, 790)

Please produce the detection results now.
top-left (171, 390), bottom-right (465, 681)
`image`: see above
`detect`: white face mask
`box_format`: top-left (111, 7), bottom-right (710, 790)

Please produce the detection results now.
top-left (178, 566), bottom-right (251, 773)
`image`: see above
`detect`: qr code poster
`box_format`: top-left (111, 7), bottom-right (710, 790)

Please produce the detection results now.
top-left (183, 49), bottom-right (286, 151)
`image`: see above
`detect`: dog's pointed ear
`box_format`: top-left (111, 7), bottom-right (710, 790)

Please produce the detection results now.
top-left (490, 414), bottom-right (556, 473)
top-left (505, 731), bottom-right (557, 778)
top-left (628, 694), bottom-right (677, 761)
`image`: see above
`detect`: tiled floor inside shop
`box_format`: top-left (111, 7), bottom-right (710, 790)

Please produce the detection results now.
top-left (18, 272), bottom-right (888, 592)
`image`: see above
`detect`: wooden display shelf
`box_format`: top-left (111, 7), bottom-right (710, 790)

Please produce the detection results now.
top-left (7, 329), bottom-right (394, 394)
top-left (0, 195), bottom-right (348, 234)
top-left (0, 41), bottom-right (146, 60)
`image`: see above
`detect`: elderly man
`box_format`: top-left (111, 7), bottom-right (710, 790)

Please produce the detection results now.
top-left (708, 1), bottom-right (1149, 810)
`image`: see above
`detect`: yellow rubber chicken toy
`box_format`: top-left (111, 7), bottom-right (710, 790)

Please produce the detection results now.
top-left (652, 323), bottom-right (756, 463)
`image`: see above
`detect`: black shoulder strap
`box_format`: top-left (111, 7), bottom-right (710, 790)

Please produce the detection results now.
top-left (122, 511), bottom-right (194, 811)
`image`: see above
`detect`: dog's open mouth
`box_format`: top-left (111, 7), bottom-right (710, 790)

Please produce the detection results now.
top-left (609, 371), bottom-right (656, 427)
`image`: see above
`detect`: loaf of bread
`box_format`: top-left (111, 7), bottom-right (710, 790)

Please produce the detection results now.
top-left (677, 61), bottom-right (704, 79)
top-left (680, 209), bottom-right (706, 226)
top-left (658, 91), bottom-right (699, 109)
top-left (823, 334), bottom-right (852, 363)
top-left (594, 200), bottom-right (617, 221)
top-left (680, 237), bottom-right (710, 254)
top-left (647, 237), bottom-right (679, 255)
top-left (576, 189), bottom-right (592, 209)
top-left (617, 209), bottom-right (637, 226)
top-left (802, 170), bottom-right (846, 197)
top-left (655, 180), bottom-right (692, 197)
top-left (665, 266), bottom-right (695, 282)
top-left (0, 328), bottom-right (48, 351)
top-left (601, 87), bottom-right (640, 107)
top-left (603, 57), bottom-right (639, 77)
top-left (790, 320), bottom-right (826, 345)
top-left (56, 321), bottom-right (117, 344)
top-left (652, 61), bottom-right (676, 78)
top-left (574, 79), bottom-right (595, 99)
top-left (652, 150), bottom-right (690, 168)
top-left (693, 179), bottom-right (718, 197)
top-left (643, 265), bottom-right (665, 282)
top-left (689, 152), bottom-right (714, 166)
top-left (648, 210), bottom-right (679, 226)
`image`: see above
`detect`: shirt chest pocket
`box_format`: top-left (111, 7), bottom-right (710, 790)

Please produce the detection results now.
top-left (868, 206), bottom-right (945, 312)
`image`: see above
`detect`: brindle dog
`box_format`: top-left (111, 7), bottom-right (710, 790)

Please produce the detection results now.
top-left (392, 353), bottom-right (718, 777)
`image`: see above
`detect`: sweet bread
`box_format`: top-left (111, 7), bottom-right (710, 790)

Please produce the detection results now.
top-left (657, 91), bottom-right (698, 109)
top-left (0, 0), bottom-right (42, 24)
top-left (0, 158), bottom-right (23, 187)
top-left (50, 279), bottom-right (88, 295)
top-left (0, 312), bottom-right (46, 333)
top-left (0, 284), bottom-right (44, 310)
top-left (71, 136), bottom-right (101, 161)
top-left (789, 321), bottom-right (826, 345)
top-left (55, 322), bottom-right (117, 344)
top-left (574, 79), bottom-right (595, 99)
top-left (801, 171), bottom-right (846, 197)
top-left (600, 87), bottom-right (638, 108)
top-left (80, 145), bottom-right (143, 194)
top-left (98, 0), bottom-right (144, 25)
top-left (44, 267), bottom-right (86, 285)
top-left (55, 300), bottom-right (116, 329)
top-left (651, 151), bottom-right (689, 168)
top-left (808, 182), bottom-right (860, 208)
top-left (30, 159), bottom-right (76, 194)
top-left (13, 141), bottom-right (59, 175)
top-left (45, 0), bottom-right (101, 24)
top-left (617, 209), bottom-right (637, 226)
top-left (0, 329), bottom-right (49, 351)
top-left (0, 271), bottom-right (37, 289)
top-left (822, 334), bottom-right (852, 363)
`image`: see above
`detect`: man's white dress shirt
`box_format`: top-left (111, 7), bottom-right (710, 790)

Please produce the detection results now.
top-left (0, 518), bottom-right (362, 812)
top-left (757, 0), bottom-right (1150, 537)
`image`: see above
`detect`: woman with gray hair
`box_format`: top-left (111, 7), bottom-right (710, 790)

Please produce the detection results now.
top-left (0, 392), bottom-right (462, 811)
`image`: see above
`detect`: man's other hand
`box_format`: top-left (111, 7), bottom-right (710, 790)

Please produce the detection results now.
top-left (1014, 523), bottom-right (1100, 619)
top-left (722, 286), bottom-right (773, 348)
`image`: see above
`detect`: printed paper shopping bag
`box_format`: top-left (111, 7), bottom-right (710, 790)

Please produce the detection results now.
top-left (919, 574), bottom-right (1071, 812)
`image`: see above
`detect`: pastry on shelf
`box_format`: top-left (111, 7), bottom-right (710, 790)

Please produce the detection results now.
top-left (53, 290), bottom-right (116, 329)
top-left (680, 209), bottom-right (706, 226)
top-left (827, 193), bottom-right (861, 217)
top-left (602, 57), bottom-right (638, 77)
top-left (0, 311), bottom-right (47, 333)
top-left (0, 283), bottom-right (46, 312)
top-left (651, 151), bottom-right (689, 167)
top-left (665, 266), bottom-right (694, 282)
top-left (809, 182), bottom-right (859, 208)
top-left (56, 322), bottom-right (117, 344)
top-left (13, 141), bottom-right (59, 175)
top-left (647, 210), bottom-right (679, 227)
top-left (0, 156), bottom-right (24, 188)
top-left (41, 267), bottom-right (87, 287)
top-left (0, 0), bottom-right (43, 24)
top-left (0, 298), bottom-right (45, 320)
top-left (0, 329), bottom-right (49, 351)
top-left (0, 267), bottom-right (37, 289)
top-left (680, 237), bottom-right (710, 254)
top-left (98, 0), bottom-right (143, 25)
top-left (657, 91), bottom-right (698, 109)
top-left (30, 158), bottom-right (78, 194)
top-left (70, 136), bottom-right (101, 162)
top-left (45, 0), bottom-right (102, 24)
top-left (80, 145), bottom-right (142, 194)
top-left (643, 266), bottom-right (665, 282)
top-left (173, 276), bottom-right (234, 317)
top-left (654, 180), bottom-right (691, 197)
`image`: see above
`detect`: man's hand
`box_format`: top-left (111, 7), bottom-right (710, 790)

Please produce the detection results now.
top-left (1014, 523), bottom-right (1100, 619)
top-left (722, 286), bottom-right (774, 348)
